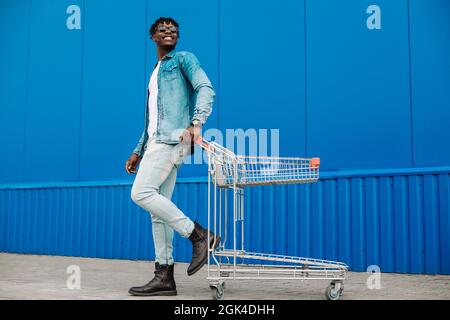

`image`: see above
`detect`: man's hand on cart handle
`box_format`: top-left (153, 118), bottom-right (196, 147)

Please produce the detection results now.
top-left (179, 124), bottom-right (202, 146)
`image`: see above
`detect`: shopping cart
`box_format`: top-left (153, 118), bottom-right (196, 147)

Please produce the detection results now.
top-left (196, 137), bottom-right (348, 300)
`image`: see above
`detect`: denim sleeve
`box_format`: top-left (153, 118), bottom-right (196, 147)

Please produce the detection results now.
top-left (132, 129), bottom-right (145, 157)
top-left (180, 52), bottom-right (215, 125)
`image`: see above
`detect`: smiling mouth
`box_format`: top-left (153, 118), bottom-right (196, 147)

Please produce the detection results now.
top-left (163, 36), bottom-right (174, 40)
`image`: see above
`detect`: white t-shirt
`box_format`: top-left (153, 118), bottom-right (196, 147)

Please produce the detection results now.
top-left (147, 60), bottom-right (161, 138)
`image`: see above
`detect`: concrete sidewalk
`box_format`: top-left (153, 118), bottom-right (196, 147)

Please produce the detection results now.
top-left (0, 253), bottom-right (449, 300)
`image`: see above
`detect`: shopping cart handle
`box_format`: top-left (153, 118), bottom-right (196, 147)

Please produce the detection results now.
top-left (310, 158), bottom-right (320, 168)
top-left (195, 136), bottom-right (204, 145)
top-left (195, 136), bottom-right (215, 153)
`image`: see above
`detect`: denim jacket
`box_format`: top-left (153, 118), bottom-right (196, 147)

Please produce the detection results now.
top-left (132, 50), bottom-right (215, 157)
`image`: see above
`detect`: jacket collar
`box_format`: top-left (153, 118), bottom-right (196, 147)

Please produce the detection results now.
top-left (163, 49), bottom-right (176, 59)
top-left (154, 49), bottom-right (176, 68)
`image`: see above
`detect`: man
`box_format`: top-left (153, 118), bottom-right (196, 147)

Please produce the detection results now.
top-left (125, 17), bottom-right (219, 296)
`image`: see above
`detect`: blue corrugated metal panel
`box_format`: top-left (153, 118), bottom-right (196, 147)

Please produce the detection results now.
top-left (1, 168), bottom-right (450, 274)
top-left (438, 174), bottom-right (450, 274)
top-left (379, 177), bottom-right (394, 272)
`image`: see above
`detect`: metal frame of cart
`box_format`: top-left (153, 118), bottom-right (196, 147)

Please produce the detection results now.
top-left (196, 137), bottom-right (348, 300)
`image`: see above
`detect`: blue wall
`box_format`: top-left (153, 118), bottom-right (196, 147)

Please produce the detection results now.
top-left (1, 0), bottom-right (449, 274)
top-left (1, 0), bottom-right (449, 182)
top-left (1, 169), bottom-right (449, 274)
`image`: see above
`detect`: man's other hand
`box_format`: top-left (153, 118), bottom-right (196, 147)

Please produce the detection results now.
top-left (125, 153), bottom-right (141, 174)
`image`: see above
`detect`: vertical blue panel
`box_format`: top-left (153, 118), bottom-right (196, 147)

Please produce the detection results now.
top-left (351, 178), bottom-right (366, 271)
top-left (35, 189), bottom-right (44, 254)
top-left (409, 0), bottom-right (450, 167)
top-left (254, 187), bottom-right (264, 254)
top-left (262, 187), bottom-right (274, 254)
top-left (311, 182), bottom-right (324, 259)
top-left (0, 0), bottom-right (29, 183)
top-left (379, 176), bottom-right (395, 272)
top-left (324, 180), bottom-right (338, 261)
top-left (24, 190), bottom-right (32, 253)
top-left (277, 185), bottom-right (288, 256)
top-left (69, 188), bottom-right (78, 256)
top-left (79, 0), bottom-right (146, 181)
top-left (42, 188), bottom-right (51, 253)
top-left (28, 189), bottom-right (37, 253)
top-left (53, 189), bottom-right (60, 254)
top-left (286, 185), bottom-right (300, 256)
top-left (0, 191), bottom-right (5, 251)
top-left (80, 188), bottom-right (89, 256)
top-left (393, 176), bottom-right (410, 272)
top-left (17, 189), bottom-right (26, 253)
top-left (251, 187), bottom-right (262, 255)
top-left (4, 190), bottom-right (15, 252)
top-left (423, 175), bottom-right (440, 274)
top-left (35, 190), bottom-right (44, 253)
top-left (300, 184), bottom-right (313, 258)
top-left (51, 189), bottom-right (60, 255)
top-left (0, 191), bottom-right (3, 251)
top-left (99, 187), bottom-right (110, 258)
top-left (438, 174), bottom-right (450, 274)
top-left (72, 188), bottom-right (82, 256)
top-left (129, 192), bottom-right (139, 260)
top-left (118, 187), bottom-right (128, 259)
top-left (219, 0), bottom-right (306, 158)
top-left (408, 175), bottom-right (425, 273)
top-left (269, 187), bottom-right (276, 254)
top-left (365, 177), bottom-right (380, 268)
top-left (24, 0), bottom-right (82, 182)
top-left (105, 187), bottom-right (113, 258)
top-left (97, 188), bottom-right (106, 258)
top-left (121, 186), bottom-right (134, 259)
top-left (245, 187), bottom-right (254, 254)
top-left (58, 188), bottom-right (66, 255)
top-left (337, 179), bottom-right (352, 268)
top-left (4, 190), bottom-right (14, 252)
top-left (147, 0), bottom-right (219, 178)
top-left (307, 0), bottom-right (412, 170)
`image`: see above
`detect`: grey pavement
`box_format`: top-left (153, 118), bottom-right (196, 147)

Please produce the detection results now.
top-left (0, 253), bottom-right (449, 300)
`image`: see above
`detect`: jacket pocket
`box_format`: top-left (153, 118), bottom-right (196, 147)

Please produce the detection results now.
top-left (162, 64), bottom-right (178, 81)
top-left (170, 142), bottom-right (190, 168)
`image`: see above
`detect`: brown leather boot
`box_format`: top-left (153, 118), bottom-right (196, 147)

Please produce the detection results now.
top-left (187, 221), bottom-right (221, 276)
top-left (128, 262), bottom-right (177, 296)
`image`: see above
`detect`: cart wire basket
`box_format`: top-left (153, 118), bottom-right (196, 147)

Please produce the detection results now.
top-left (196, 136), bottom-right (348, 300)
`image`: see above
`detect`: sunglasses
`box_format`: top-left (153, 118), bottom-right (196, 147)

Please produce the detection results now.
top-left (157, 26), bottom-right (178, 33)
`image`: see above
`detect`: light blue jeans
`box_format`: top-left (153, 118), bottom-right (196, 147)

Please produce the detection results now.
top-left (131, 138), bottom-right (194, 265)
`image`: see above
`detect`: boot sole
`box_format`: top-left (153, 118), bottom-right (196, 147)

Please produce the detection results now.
top-left (187, 235), bottom-right (221, 276)
top-left (128, 289), bottom-right (178, 297)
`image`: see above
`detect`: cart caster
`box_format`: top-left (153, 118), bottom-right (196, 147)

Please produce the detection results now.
top-left (325, 281), bottom-right (344, 300)
top-left (210, 282), bottom-right (225, 300)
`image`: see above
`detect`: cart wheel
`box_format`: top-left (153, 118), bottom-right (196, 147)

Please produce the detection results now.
top-left (210, 284), bottom-right (225, 300)
top-left (325, 283), bottom-right (341, 300)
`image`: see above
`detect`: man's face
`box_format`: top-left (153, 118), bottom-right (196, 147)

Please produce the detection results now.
top-left (152, 22), bottom-right (179, 48)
